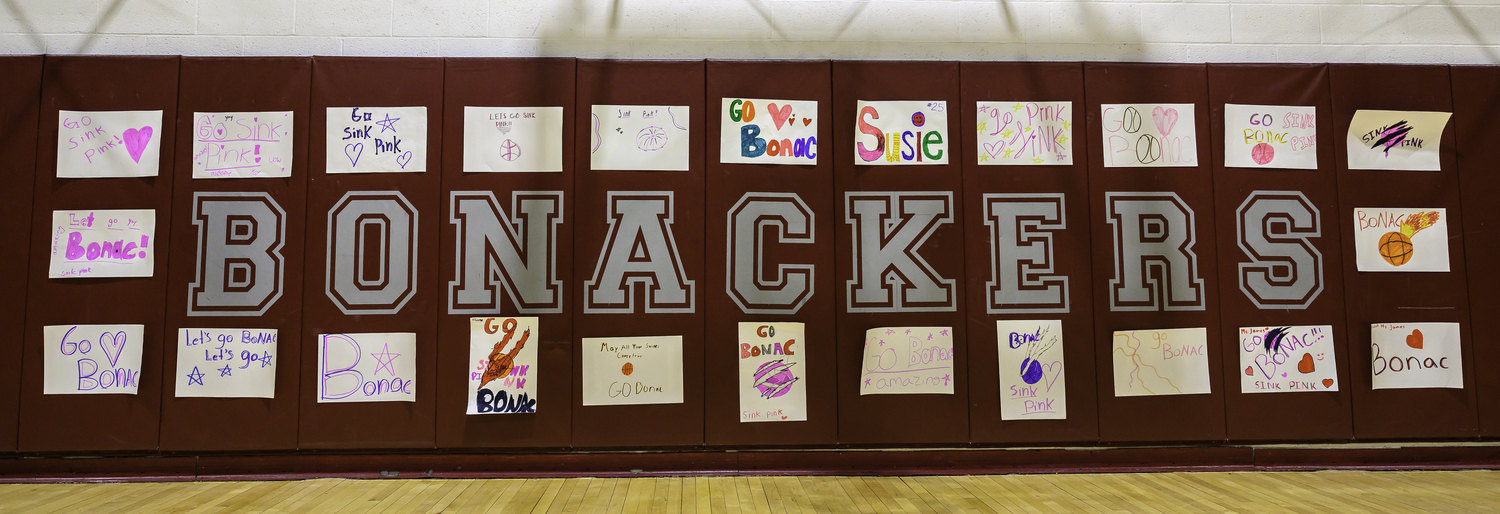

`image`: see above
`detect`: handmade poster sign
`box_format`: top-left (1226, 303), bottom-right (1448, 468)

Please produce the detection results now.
top-left (175, 328), bottom-right (278, 398)
top-left (581, 335), bottom-right (684, 406)
top-left (738, 322), bottom-right (806, 423)
top-left (1352, 207), bottom-right (1449, 272)
top-left (467, 317), bottom-right (539, 414)
top-left (1223, 104), bottom-right (1317, 169)
top-left (316, 332), bottom-right (416, 403)
top-left (1371, 322), bottom-right (1463, 389)
top-left (720, 98), bottom-right (818, 165)
top-left (1239, 325), bottom-right (1337, 393)
top-left (1100, 104), bottom-right (1198, 167)
top-left (589, 105), bottom-right (690, 171)
top-left (859, 327), bottom-right (954, 395)
top-left (853, 100), bottom-right (949, 165)
top-left (1111, 328), bottom-right (1211, 397)
top-left (995, 320), bottom-right (1066, 420)
top-left (1346, 110), bottom-right (1452, 171)
top-left (976, 101), bottom-right (1072, 165)
top-left (191, 111), bottom-right (293, 178)
top-left (44, 324), bottom-right (145, 395)
top-left (56, 110), bottom-right (163, 178)
top-left (47, 209), bottom-right (156, 279)
top-left (325, 107), bottom-right (428, 173)
top-left (462, 106), bottom-right (564, 173)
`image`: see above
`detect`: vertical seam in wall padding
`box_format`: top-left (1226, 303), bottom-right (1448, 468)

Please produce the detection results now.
top-left (954, 60), bottom-right (972, 446)
top-left (1202, 63), bottom-right (1231, 444)
top-left (151, 56), bottom-right (186, 452)
top-left (1082, 62), bottom-right (1104, 446)
top-left (290, 56), bottom-right (314, 449)
top-left (434, 57), bottom-right (448, 450)
top-left (10, 55), bottom-right (45, 453)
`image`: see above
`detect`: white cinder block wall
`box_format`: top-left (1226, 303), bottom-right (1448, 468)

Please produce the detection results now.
top-left (2, 0), bottom-right (1498, 63)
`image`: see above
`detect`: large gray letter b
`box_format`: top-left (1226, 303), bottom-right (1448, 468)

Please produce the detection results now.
top-left (188, 192), bottom-right (286, 316)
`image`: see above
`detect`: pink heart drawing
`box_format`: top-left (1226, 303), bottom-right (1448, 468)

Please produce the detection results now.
top-left (1151, 107), bottom-right (1178, 136)
top-left (983, 141), bottom-right (1005, 159)
top-left (122, 126), bottom-right (153, 164)
top-left (99, 330), bottom-right (127, 368)
top-left (1043, 360), bottom-right (1063, 392)
top-left (766, 103), bottom-right (793, 131)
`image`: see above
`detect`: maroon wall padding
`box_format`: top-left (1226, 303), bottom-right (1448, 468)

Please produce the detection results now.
top-left (299, 58), bottom-right (442, 449)
top-left (959, 62), bottom-right (1099, 445)
top-left (1084, 63), bottom-right (1227, 443)
top-left (0, 56), bottom-right (43, 453)
top-left (703, 60), bottom-right (838, 446)
top-left (19, 56), bottom-right (181, 452)
top-left (832, 61), bottom-right (970, 445)
top-left (159, 57), bottom-right (311, 451)
top-left (437, 58), bottom-right (575, 448)
top-left (1207, 64), bottom-right (1354, 442)
top-left (1452, 66), bottom-right (1500, 438)
top-left (1330, 65), bottom-right (1478, 439)
top-left (571, 60), bottom-right (706, 448)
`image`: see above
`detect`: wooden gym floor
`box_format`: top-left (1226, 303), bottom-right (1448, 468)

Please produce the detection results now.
top-left (1, 470), bottom-right (1497, 512)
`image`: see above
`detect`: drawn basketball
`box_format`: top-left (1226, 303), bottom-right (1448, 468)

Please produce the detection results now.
top-left (1378, 231), bottom-right (1414, 266)
top-left (1251, 142), bottom-right (1275, 165)
top-left (499, 139), bottom-right (521, 161)
top-left (1020, 357), bottom-right (1044, 385)
top-left (911, 112), bottom-right (925, 127)
top-left (636, 126), bottom-right (668, 151)
top-left (621, 362), bottom-right (634, 376)
top-left (752, 360), bottom-right (798, 400)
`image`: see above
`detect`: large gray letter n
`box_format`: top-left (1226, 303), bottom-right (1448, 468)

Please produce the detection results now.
top-left (449, 191), bottom-right (564, 314)
top-left (188, 192), bottom-right (286, 316)
top-left (845, 192), bottom-right (956, 312)
top-left (1106, 192), bottom-right (1205, 311)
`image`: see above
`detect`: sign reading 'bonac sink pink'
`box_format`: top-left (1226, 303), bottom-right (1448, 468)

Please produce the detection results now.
top-left (854, 101), bottom-right (949, 165)
top-left (56, 110), bottom-right (163, 178)
top-left (1100, 104), bottom-right (1197, 167)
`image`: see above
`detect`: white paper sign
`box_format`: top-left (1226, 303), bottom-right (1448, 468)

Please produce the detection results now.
top-left (44, 324), bottom-right (144, 395)
top-left (175, 328), bottom-right (278, 398)
top-left (1111, 328), bottom-right (1211, 397)
top-left (316, 332), bottom-right (416, 403)
top-left (996, 320), bottom-right (1066, 420)
top-left (582, 335), bottom-right (683, 406)
top-left (1100, 104), bottom-right (1198, 167)
top-left (56, 110), bottom-right (162, 178)
top-left (468, 317), bottom-right (539, 414)
top-left (1239, 325), bottom-right (1337, 394)
top-left (1224, 104), bottom-right (1317, 169)
top-left (738, 322), bottom-right (806, 423)
top-left (719, 98), bottom-right (818, 165)
top-left (853, 101), bottom-right (949, 165)
top-left (463, 107), bottom-right (563, 173)
top-left (325, 107), bottom-right (427, 173)
top-left (590, 105), bottom-right (690, 171)
top-left (1353, 208), bottom-right (1449, 272)
top-left (977, 101), bottom-right (1072, 165)
top-left (1372, 322), bottom-right (1463, 389)
top-left (859, 327), bottom-right (954, 395)
top-left (191, 111), bottom-right (293, 178)
top-left (47, 209), bottom-right (156, 279)
top-left (1347, 110), bottom-right (1452, 171)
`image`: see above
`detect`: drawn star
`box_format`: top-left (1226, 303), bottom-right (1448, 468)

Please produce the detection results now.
top-left (1056, 153), bottom-right (1068, 160)
top-left (218, 365), bottom-right (233, 377)
top-left (928, 333), bottom-right (934, 340)
top-left (371, 343), bottom-right (402, 377)
top-left (943, 374), bottom-right (952, 385)
top-left (1032, 157), bottom-right (1045, 164)
top-left (1011, 102), bottom-right (1023, 112)
top-left (1000, 129), bottom-right (1014, 139)
top-left (374, 113), bottom-right (401, 133)
top-left (940, 329), bottom-right (950, 336)
top-left (863, 379), bottom-right (872, 387)
top-left (260, 354), bottom-right (274, 368)
top-left (879, 339), bottom-right (886, 346)
top-left (1056, 134), bottom-right (1069, 146)
top-left (976, 122), bottom-right (987, 133)
top-left (979, 154), bottom-right (989, 163)
top-left (1003, 148), bottom-right (1015, 158)
top-left (1024, 126), bottom-right (1033, 132)
top-left (187, 367), bottom-right (205, 386)
top-left (905, 329), bottom-right (912, 335)
top-left (1061, 121), bottom-right (1072, 131)
top-left (885, 329), bottom-right (896, 335)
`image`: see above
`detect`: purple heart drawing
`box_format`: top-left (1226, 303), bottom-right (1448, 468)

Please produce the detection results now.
top-left (99, 330), bottom-right (127, 367)
top-left (983, 141), bottom-right (1005, 159)
top-left (344, 143), bottom-right (363, 167)
top-left (122, 127), bottom-right (153, 163)
top-left (396, 151), bottom-right (413, 169)
top-left (1043, 361), bottom-right (1063, 392)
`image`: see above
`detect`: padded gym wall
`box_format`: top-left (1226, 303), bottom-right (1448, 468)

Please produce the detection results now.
top-left (19, 56), bottom-right (180, 452)
top-left (0, 56), bottom-right (42, 453)
top-left (1451, 66), bottom-right (1500, 439)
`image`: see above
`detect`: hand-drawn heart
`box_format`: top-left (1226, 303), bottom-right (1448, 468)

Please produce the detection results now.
top-left (781, 415), bottom-right (788, 420)
top-left (122, 127), bottom-right (153, 164)
top-left (344, 143), bottom-right (363, 167)
top-left (802, 117), bottom-right (813, 126)
top-left (99, 330), bottom-right (127, 367)
top-left (1244, 366), bottom-right (1253, 376)
top-left (1322, 378), bottom-right (1335, 388)
top-left (396, 151), bottom-right (413, 169)
top-left (1297, 353), bottom-right (1315, 374)
top-left (1282, 373), bottom-right (1288, 378)
top-left (1407, 329), bottom-right (1424, 349)
top-left (1151, 107), bottom-right (1178, 136)
top-left (766, 103), bottom-right (793, 131)
top-left (1043, 361), bottom-right (1063, 392)
top-left (983, 141), bottom-right (1005, 159)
